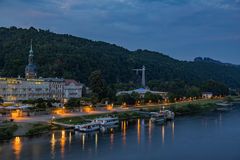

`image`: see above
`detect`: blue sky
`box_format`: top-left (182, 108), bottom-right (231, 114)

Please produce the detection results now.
top-left (0, 0), bottom-right (240, 64)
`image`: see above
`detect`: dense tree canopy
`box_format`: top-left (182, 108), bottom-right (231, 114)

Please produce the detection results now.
top-left (0, 26), bottom-right (240, 91)
top-left (201, 80), bottom-right (229, 96)
top-left (65, 98), bottom-right (81, 108)
top-left (0, 97), bottom-right (3, 104)
top-left (88, 70), bottom-right (107, 101)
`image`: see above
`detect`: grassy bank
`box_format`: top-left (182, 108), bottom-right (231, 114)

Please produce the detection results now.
top-left (171, 98), bottom-right (221, 107)
top-left (0, 123), bottom-right (18, 140)
top-left (169, 98), bottom-right (221, 115)
top-left (55, 99), bottom-right (225, 125)
top-left (55, 111), bottom-right (144, 125)
top-left (170, 103), bottom-right (217, 115)
top-left (25, 123), bottom-right (52, 136)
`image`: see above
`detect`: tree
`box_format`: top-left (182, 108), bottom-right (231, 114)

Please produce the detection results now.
top-left (0, 97), bottom-right (3, 104)
top-left (116, 93), bottom-right (137, 105)
top-left (34, 98), bottom-right (47, 109)
top-left (88, 70), bottom-right (106, 101)
top-left (105, 86), bottom-right (116, 102)
top-left (65, 98), bottom-right (81, 108)
top-left (144, 92), bottom-right (163, 103)
top-left (201, 80), bottom-right (229, 96)
top-left (186, 86), bottom-right (201, 98)
top-left (144, 92), bottom-right (155, 103)
top-left (131, 92), bottom-right (141, 102)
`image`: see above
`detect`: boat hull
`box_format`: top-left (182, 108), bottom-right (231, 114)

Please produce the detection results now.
top-left (75, 123), bottom-right (100, 132)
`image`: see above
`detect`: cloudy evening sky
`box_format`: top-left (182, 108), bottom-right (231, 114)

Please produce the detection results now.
top-left (0, 0), bottom-right (240, 64)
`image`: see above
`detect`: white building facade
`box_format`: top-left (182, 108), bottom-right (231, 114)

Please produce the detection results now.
top-left (64, 79), bottom-right (83, 100)
top-left (44, 78), bottom-right (65, 100)
top-left (0, 78), bottom-right (49, 101)
top-left (202, 92), bottom-right (213, 99)
top-left (116, 88), bottom-right (168, 99)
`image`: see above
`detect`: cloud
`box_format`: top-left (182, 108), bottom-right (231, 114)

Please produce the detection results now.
top-left (0, 0), bottom-right (240, 63)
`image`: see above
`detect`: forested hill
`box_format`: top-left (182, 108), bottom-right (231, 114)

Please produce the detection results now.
top-left (0, 26), bottom-right (240, 88)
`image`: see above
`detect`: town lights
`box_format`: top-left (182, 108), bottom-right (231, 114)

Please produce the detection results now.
top-left (106, 104), bottom-right (113, 111)
top-left (83, 106), bottom-right (93, 113)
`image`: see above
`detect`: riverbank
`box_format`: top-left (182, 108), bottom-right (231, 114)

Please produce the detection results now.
top-left (53, 98), bottom-right (226, 125)
top-left (0, 122), bottom-right (18, 140)
top-left (54, 111), bottom-right (145, 125)
top-left (0, 97), bottom-right (237, 140)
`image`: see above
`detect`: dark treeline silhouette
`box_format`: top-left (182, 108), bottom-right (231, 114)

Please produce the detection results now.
top-left (0, 27), bottom-right (239, 101)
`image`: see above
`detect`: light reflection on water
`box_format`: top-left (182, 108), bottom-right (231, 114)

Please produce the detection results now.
top-left (1, 109), bottom-right (240, 160)
top-left (60, 130), bottom-right (66, 159)
top-left (12, 136), bottom-right (22, 160)
top-left (1, 120), bottom-right (180, 160)
top-left (161, 125), bottom-right (165, 145)
top-left (82, 133), bottom-right (85, 150)
top-left (148, 119), bottom-right (152, 144)
top-left (95, 132), bottom-right (98, 151)
top-left (51, 133), bottom-right (56, 159)
top-left (121, 120), bottom-right (127, 145)
top-left (69, 132), bottom-right (72, 145)
top-left (171, 121), bottom-right (175, 143)
top-left (110, 131), bottom-right (114, 147)
top-left (137, 119), bottom-right (141, 144)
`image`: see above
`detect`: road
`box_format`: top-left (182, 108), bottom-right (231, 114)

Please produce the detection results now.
top-left (13, 108), bottom-right (138, 123)
top-left (12, 98), bottom-right (219, 123)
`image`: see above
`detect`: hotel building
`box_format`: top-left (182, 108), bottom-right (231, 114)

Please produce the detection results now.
top-left (0, 41), bottom-right (82, 102)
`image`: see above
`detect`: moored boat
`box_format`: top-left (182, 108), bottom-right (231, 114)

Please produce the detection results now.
top-left (150, 112), bottom-right (165, 124)
top-left (160, 110), bottom-right (175, 121)
top-left (93, 117), bottom-right (119, 126)
top-left (150, 116), bottom-right (165, 124)
top-left (75, 122), bottom-right (100, 132)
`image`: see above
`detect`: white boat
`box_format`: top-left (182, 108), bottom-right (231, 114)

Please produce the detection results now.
top-left (93, 117), bottom-right (119, 126)
top-left (75, 122), bottom-right (100, 132)
top-left (149, 112), bottom-right (165, 124)
top-left (160, 110), bottom-right (175, 120)
top-left (150, 115), bottom-right (165, 124)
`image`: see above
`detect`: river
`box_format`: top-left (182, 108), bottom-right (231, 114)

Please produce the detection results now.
top-left (1, 105), bottom-right (240, 160)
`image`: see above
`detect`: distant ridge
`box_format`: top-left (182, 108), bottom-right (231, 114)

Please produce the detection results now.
top-left (0, 26), bottom-right (240, 88)
top-left (194, 57), bottom-right (238, 67)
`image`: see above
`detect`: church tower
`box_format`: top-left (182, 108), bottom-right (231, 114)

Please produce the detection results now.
top-left (25, 40), bottom-right (37, 79)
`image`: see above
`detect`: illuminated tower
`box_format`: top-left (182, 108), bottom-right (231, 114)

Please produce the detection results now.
top-left (25, 40), bottom-right (37, 79)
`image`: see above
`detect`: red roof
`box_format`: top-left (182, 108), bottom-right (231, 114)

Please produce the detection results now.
top-left (65, 79), bottom-right (81, 86)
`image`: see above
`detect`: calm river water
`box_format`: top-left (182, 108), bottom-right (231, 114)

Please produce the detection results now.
top-left (1, 106), bottom-right (240, 160)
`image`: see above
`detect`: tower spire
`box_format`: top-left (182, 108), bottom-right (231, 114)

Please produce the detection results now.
top-left (25, 39), bottom-right (37, 79)
top-left (30, 39), bottom-right (33, 54)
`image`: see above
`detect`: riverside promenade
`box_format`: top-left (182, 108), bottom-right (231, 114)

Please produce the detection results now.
top-left (12, 98), bottom-right (223, 124)
top-left (13, 108), bottom-right (139, 123)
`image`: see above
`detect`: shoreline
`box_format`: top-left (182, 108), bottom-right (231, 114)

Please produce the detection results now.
top-left (1, 97), bottom-right (237, 141)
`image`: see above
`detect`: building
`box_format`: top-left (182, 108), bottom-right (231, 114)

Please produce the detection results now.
top-left (64, 79), bottom-right (83, 101)
top-left (0, 77), bottom-right (65, 102)
top-left (25, 40), bottom-right (37, 79)
top-left (202, 92), bottom-right (213, 99)
top-left (116, 88), bottom-right (168, 99)
top-left (0, 78), bottom-right (49, 101)
top-left (0, 41), bottom-right (83, 102)
top-left (44, 78), bottom-right (64, 100)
